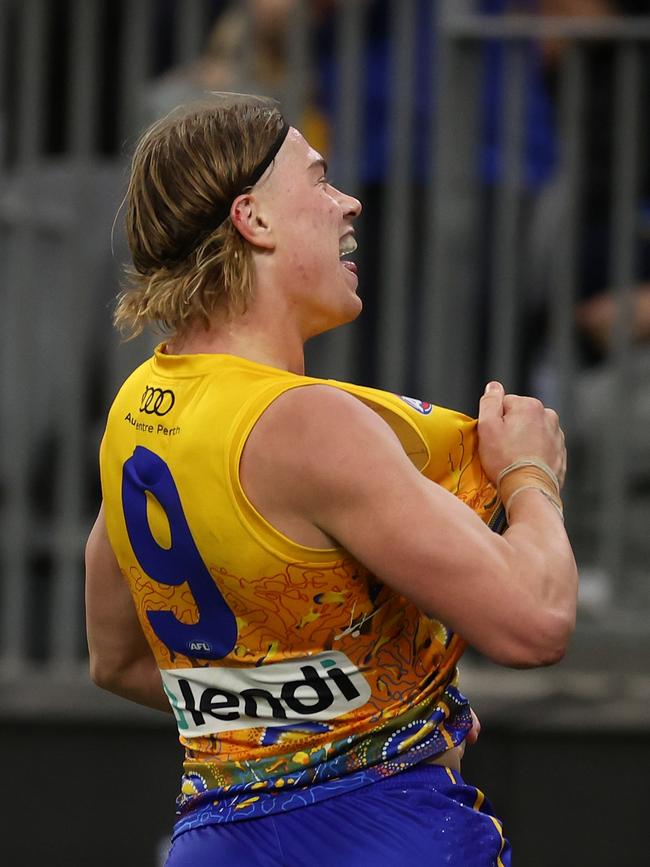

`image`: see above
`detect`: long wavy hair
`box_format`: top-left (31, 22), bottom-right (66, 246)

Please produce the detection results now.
top-left (115, 94), bottom-right (285, 338)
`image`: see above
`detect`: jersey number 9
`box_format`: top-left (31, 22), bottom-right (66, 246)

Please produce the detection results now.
top-left (121, 446), bottom-right (237, 660)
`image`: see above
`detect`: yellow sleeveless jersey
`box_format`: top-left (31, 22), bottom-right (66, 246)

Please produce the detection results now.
top-left (99, 346), bottom-right (504, 830)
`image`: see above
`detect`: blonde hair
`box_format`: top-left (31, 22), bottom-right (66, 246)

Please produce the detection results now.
top-left (115, 94), bottom-right (285, 338)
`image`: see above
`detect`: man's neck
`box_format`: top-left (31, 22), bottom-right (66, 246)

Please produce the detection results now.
top-left (166, 317), bottom-right (306, 375)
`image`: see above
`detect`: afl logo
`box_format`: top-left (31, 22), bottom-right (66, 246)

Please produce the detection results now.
top-left (400, 395), bottom-right (433, 415)
top-left (140, 386), bottom-right (175, 416)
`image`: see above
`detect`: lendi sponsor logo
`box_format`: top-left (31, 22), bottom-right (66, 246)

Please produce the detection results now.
top-left (140, 386), bottom-right (175, 416)
top-left (161, 650), bottom-right (371, 736)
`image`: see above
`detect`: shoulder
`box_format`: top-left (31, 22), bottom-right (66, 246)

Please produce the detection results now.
top-left (241, 383), bottom-right (412, 507)
top-left (250, 382), bottom-right (402, 454)
top-left (272, 381), bottom-right (379, 418)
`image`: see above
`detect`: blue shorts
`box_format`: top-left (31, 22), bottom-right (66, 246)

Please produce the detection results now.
top-left (164, 764), bottom-right (511, 867)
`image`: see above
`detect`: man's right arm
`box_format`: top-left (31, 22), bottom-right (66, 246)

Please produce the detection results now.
top-left (240, 382), bottom-right (578, 669)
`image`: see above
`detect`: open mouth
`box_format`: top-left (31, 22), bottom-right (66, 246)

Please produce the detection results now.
top-left (339, 234), bottom-right (358, 260)
top-left (339, 234), bottom-right (358, 274)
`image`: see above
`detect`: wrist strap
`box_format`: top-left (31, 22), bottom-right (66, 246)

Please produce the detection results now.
top-left (497, 458), bottom-right (563, 524)
top-left (496, 458), bottom-right (560, 496)
top-left (505, 485), bottom-right (564, 523)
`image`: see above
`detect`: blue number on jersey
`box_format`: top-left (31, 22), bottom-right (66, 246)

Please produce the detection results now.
top-left (121, 446), bottom-right (237, 660)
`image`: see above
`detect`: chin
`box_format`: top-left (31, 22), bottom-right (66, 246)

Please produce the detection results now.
top-left (346, 296), bottom-right (363, 321)
top-left (336, 291), bottom-right (363, 326)
top-left (308, 299), bottom-right (363, 340)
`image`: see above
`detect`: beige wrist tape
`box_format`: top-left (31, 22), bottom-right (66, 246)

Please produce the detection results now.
top-left (496, 460), bottom-right (563, 523)
top-left (504, 485), bottom-right (564, 523)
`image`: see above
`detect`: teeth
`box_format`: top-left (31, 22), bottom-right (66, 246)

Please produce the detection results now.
top-left (339, 235), bottom-right (358, 259)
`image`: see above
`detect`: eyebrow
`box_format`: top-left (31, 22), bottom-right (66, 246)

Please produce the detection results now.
top-left (308, 157), bottom-right (328, 175)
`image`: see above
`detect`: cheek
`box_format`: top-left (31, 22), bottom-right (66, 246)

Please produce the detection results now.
top-left (285, 248), bottom-right (319, 285)
top-left (280, 207), bottom-right (322, 248)
top-left (298, 204), bottom-right (334, 235)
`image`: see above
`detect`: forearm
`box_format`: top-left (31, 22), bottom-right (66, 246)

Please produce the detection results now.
top-left (91, 652), bottom-right (172, 713)
top-left (86, 505), bottom-right (173, 714)
top-left (497, 489), bottom-right (578, 663)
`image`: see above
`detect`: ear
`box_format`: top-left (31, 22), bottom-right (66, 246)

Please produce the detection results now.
top-left (230, 193), bottom-right (275, 251)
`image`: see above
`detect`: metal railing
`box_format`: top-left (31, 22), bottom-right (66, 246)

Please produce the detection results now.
top-left (1, 0), bottom-right (649, 708)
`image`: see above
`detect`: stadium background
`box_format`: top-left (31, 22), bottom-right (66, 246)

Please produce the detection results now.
top-left (1, 1), bottom-right (649, 864)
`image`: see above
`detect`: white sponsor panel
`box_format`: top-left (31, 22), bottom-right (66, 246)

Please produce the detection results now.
top-left (161, 650), bottom-right (371, 737)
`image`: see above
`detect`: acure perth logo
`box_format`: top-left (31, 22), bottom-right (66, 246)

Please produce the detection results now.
top-left (140, 385), bottom-right (175, 416)
top-left (161, 650), bottom-right (371, 737)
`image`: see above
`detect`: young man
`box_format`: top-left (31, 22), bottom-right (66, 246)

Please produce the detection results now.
top-left (86, 95), bottom-right (577, 866)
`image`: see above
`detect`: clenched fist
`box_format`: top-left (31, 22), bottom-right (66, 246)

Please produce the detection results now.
top-left (477, 382), bottom-right (566, 488)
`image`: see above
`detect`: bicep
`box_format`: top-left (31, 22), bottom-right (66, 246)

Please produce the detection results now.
top-left (304, 407), bottom-right (574, 667)
top-left (307, 411), bottom-right (508, 632)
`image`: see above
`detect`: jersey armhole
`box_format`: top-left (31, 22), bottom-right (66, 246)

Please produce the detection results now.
top-left (226, 380), bottom-right (345, 564)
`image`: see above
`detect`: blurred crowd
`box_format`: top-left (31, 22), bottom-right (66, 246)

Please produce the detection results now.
top-left (144, 0), bottom-right (650, 377)
top-left (8, 0), bottom-right (648, 391)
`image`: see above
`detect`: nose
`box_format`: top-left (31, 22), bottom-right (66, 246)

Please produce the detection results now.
top-left (339, 189), bottom-right (362, 220)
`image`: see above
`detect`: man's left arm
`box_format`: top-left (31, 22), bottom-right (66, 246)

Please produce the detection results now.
top-left (85, 504), bottom-right (171, 713)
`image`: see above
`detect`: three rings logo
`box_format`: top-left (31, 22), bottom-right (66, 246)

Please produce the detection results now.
top-left (140, 386), bottom-right (175, 416)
